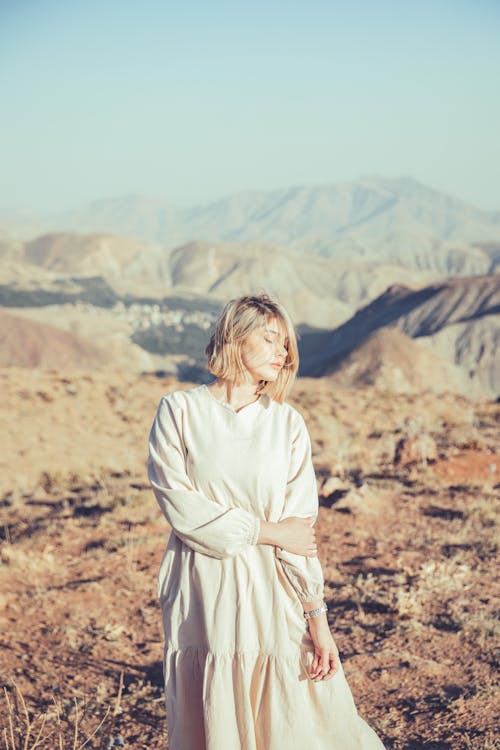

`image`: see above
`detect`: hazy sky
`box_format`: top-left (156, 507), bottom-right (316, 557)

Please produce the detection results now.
top-left (1, 0), bottom-right (499, 213)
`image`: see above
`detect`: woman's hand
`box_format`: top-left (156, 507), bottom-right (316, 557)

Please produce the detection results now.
top-left (276, 516), bottom-right (317, 556)
top-left (307, 616), bottom-right (339, 682)
top-left (258, 516), bottom-right (317, 557)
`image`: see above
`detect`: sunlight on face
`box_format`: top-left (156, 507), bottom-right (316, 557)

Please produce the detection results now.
top-left (240, 317), bottom-right (289, 383)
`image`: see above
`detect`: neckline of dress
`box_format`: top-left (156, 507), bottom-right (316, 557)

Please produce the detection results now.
top-left (201, 384), bottom-right (264, 415)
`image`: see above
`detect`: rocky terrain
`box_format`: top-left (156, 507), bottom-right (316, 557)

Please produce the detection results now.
top-left (300, 275), bottom-right (500, 397)
top-left (0, 370), bottom-right (497, 749)
top-left (5, 0), bottom-right (500, 728)
top-left (324, 328), bottom-right (474, 396)
top-left (0, 175), bottom-right (498, 747)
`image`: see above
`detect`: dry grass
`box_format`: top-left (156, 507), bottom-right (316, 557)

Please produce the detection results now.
top-left (1, 375), bottom-right (498, 749)
top-left (2, 681), bottom-right (113, 750)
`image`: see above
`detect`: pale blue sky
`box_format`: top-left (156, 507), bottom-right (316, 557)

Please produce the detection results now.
top-left (1, 0), bottom-right (499, 213)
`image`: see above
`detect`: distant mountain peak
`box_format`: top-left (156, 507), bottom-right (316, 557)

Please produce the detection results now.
top-left (3, 176), bottom-right (500, 250)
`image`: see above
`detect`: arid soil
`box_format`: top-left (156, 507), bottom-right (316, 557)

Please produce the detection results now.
top-left (0, 310), bottom-right (108, 370)
top-left (0, 369), bottom-right (498, 749)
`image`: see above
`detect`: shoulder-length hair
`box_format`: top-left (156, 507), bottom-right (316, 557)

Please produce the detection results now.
top-left (204, 294), bottom-right (299, 403)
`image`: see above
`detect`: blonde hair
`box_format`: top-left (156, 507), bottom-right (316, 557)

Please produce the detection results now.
top-left (205, 294), bottom-right (299, 403)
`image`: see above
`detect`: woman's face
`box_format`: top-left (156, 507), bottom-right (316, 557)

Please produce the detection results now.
top-left (240, 317), bottom-right (289, 384)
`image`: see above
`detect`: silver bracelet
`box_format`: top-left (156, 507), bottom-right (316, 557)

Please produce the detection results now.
top-left (303, 603), bottom-right (328, 620)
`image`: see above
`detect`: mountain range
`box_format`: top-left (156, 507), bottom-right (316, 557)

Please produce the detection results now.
top-left (0, 176), bottom-right (498, 398)
top-left (0, 233), bottom-right (442, 328)
top-left (298, 275), bottom-right (499, 396)
top-left (2, 176), bottom-right (499, 272)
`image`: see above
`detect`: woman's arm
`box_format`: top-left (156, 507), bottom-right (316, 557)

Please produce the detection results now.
top-left (303, 602), bottom-right (340, 682)
top-left (274, 411), bottom-right (325, 603)
top-left (148, 395), bottom-right (260, 559)
top-left (275, 412), bottom-right (340, 681)
top-left (149, 395), bottom-right (319, 560)
top-left (257, 517), bottom-right (317, 556)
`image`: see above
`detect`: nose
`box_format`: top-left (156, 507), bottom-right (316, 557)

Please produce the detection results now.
top-left (276, 342), bottom-right (287, 359)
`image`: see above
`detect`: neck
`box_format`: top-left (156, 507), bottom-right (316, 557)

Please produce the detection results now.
top-left (209, 378), bottom-right (262, 406)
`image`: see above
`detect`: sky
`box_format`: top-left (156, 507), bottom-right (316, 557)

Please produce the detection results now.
top-left (1, 0), bottom-right (499, 214)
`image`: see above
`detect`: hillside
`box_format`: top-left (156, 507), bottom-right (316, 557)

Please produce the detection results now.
top-left (23, 232), bottom-right (151, 276)
top-left (0, 179), bottom-right (498, 396)
top-left (5, 177), bottom-right (500, 274)
top-left (327, 327), bottom-right (475, 396)
top-left (168, 240), bottom-right (429, 327)
top-left (0, 270), bottom-right (497, 396)
top-left (0, 310), bottom-right (108, 369)
top-left (299, 274), bottom-right (500, 396)
top-left (0, 234), bottom-right (437, 328)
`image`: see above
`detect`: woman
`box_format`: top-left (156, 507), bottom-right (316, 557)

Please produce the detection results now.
top-left (148, 293), bottom-right (385, 750)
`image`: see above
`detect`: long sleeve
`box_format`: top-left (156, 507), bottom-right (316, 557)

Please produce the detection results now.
top-left (276, 412), bottom-right (325, 602)
top-left (148, 395), bottom-right (260, 559)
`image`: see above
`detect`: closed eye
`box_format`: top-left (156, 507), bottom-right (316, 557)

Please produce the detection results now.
top-left (264, 329), bottom-right (288, 350)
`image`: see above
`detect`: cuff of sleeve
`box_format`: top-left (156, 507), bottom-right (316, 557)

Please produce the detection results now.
top-left (298, 588), bottom-right (325, 603)
top-left (248, 517), bottom-right (260, 546)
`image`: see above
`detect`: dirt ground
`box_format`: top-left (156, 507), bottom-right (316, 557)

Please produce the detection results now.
top-left (0, 369), bottom-right (498, 749)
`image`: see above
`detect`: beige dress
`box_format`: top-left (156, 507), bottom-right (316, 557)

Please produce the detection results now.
top-left (148, 384), bottom-right (385, 750)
